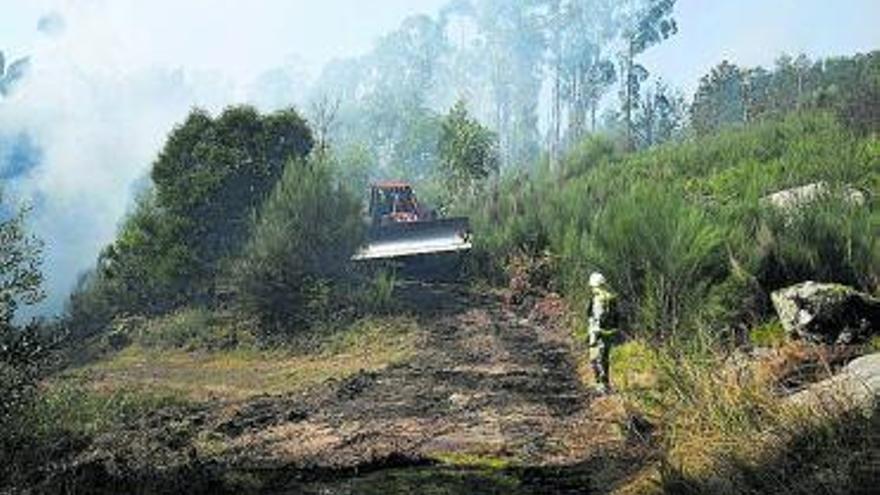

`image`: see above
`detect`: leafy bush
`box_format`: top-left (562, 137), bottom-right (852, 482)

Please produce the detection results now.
top-left (754, 193), bottom-right (880, 294)
top-left (748, 319), bottom-right (787, 348)
top-left (438, 100), bottom-right (499, 200)
top-left (67, 106), bottom-right (314, 336)
top-left (0, 325), bottom-right (65, 489)
top-left (358, 268), bottom-right (398, 314)
top-left (465, 171), bottom-right (551, 284)
top-left (232, 158), bottom-right (364, 338)
top-left (587, 183), bottom-right (726, 336)
top-left (475, 112), bottom-right (879, 338)
top-left (132, 308), bottom-right (252, 351)
top-left (560, 134), bottom-right (618, 180)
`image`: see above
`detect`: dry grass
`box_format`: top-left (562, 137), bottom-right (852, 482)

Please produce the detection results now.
top-left (58, 316), bottom-right (421, 402)
top-left (611, 335), bottom-right (879, 495)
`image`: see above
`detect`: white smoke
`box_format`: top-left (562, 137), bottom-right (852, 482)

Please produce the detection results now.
top-left (1, 0), bottom-right (446, 318)
top-left (1, 6), bottom-right (237, 317)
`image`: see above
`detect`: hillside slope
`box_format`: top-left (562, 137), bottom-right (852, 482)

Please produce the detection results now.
top-left (36, 281), bottom-right (641, 494)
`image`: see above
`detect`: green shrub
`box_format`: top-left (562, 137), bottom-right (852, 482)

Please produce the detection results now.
top-left (135, 307), bottom-right (249, 351)
top-left (66, 107), bottom-right (315, 338)
top-left (561, 134), bottom-right (618, 180)
top-left (748, 320), bottom-right (787, 348)
top-left (476, 112), bottom-right (879, 337)
top-left (587, 183), bottom-right (726, 336)
top-left (359, 268), bottom-right (397, 313)
top-left (610, 339), bottom-right (659, 392)
top-left (232, 157), bottom-right (364, 338)
top-left (755, 194), bottom-right (880, 294)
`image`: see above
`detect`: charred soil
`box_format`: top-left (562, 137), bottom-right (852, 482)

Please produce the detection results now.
top-left (29, 281), bottom-right (647, 494)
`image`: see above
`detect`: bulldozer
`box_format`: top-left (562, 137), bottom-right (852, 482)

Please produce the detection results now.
top-left (352, 180), bottom-right (471, 261)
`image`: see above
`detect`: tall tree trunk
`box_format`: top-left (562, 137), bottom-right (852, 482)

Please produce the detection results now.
top-left (553, 62), bottom-right (561, 171)
top-left (625, 39), bottom-right (634, 151)
top-left (591, 98), bottom-right (597, 133)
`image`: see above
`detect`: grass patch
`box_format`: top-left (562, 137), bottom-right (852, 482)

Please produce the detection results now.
top-left (619, 333), bottom-right (879, 494)
top-left (58, 315), bottom-right (421, 402)
top-left (748, 319), bottom-right (787, 348)
top-left (611, 339), bottom-right (660, 392)
top-left (432, 452), bottom-right (512, 470)
top-left (32, 381), bottom-right (185, 438)
top-left (134, 307), bottom-right (255, 351)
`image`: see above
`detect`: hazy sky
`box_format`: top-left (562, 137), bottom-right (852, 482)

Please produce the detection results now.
top-left (1, 0), bottom-right (878, 316)
top-left (4, 0), bottom-right (878, 93)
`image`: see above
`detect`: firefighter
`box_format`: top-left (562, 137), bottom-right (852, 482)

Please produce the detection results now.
top-left (587, 272), bottom-right (617, 394)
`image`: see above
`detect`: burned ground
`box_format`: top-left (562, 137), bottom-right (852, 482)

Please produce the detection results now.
top-left (31, 281), bottom-right (645, 494)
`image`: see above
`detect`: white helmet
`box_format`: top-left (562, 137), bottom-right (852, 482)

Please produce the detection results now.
top-left (588, 272), bottom-right (606, 288)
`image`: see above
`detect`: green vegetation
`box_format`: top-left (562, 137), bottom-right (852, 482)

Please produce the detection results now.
top-left (438, 100), bottom-right (500, 200)
top-left (748, 320), bottom-right (787, 348)
top-left (432, 452), bottom-right (512, 470)
top-left (359, 268), bottom-right (399, 313)
top-left (64, 315), bottom-right (419, 402)
top-left (132, 307), bottom-right (253, 351)
top-left (232, 157), bottom-right (364, 338)
top-left (464, 49), bottom-right (880, 495)
top-left (32, 383), bottom-right (184, 438)
top-left (68, 105), bottom-right (314, 336)
top-left (0, 191), bottom-right (48, 480)
top-left (3, 6), bottom-right (879, 491)
top-left (692, 52), bottom-right (880, 136)
top-left (612, 337), bottom-right (879, 494)
top-left (471, 110), bottom-right (879, 340)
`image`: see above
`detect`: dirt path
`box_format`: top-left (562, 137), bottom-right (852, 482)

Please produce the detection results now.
top-left (48, 281), bottom-right (642, 494)
top-left (225, 282), bottom-right (593, 465)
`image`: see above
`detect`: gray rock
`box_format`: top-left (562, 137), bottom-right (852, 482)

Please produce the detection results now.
top-left (763, 181), bottom-right (865, 210)
top-left (771, 282), bottom-right (880, 344)
top-left (788, 352), bottom-right (880, 412)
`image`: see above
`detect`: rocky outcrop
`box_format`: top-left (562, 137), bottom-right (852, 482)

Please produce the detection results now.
top-left (763, 181), bottom-right (865, 210)
top-left (788, 352), bottom-right (880, 412)
top-left (771, 282), bottom-right (880, 344)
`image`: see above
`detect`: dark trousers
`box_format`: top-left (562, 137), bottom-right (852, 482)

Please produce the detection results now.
top-left (591, 339), bottom-right (610, 391)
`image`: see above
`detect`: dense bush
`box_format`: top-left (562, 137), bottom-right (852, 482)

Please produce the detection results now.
top-left (0, 192), bottom-right (48, 463)
top-left (131, 307), bottom-right (252, 351)
top-left (587, 184), bottom-right (726, 335)
top-left (66, 106), bottom-right (314, 337)
top-left (472, 111), bottom-right (879, 339)
top-left (754, 194), bottom-right (879, 294)
top-left (231, 158), bottom-right (364, 338)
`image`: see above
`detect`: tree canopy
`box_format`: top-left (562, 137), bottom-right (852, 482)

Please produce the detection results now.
top-left (73, 106), bottom-right (314, 324)
top-left (438, 100), bottom-right (500, 198)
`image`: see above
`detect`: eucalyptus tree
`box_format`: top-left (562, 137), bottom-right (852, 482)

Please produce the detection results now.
top-left (632, 79), bottom-right (686, 147)
top-left (614, 0), bottom-right (678, 150)
top-left (691, 60), bottom-right (747, 136)
top-left (472, 0), bottom-right (546, 167)
top-left (311, 15), bottom-right (450, 181)
top-left (438, 100), bottom-right (499, 199)
top-left (557, 0), bottom-right (618, 141)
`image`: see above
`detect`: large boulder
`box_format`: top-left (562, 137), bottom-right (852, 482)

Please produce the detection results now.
top-left (788, 352), bottom-right (880, 412)
top-left (771, 282), bottom-right (880, 344)
top-left (763, 181), bottom-right (865, 210)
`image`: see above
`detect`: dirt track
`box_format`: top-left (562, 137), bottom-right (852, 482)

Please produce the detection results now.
top-left (44, 281), bottom-right (645, 494)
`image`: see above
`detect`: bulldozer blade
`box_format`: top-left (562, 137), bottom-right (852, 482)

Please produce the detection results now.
top-left (353, 217), bottom-right (472, 261)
